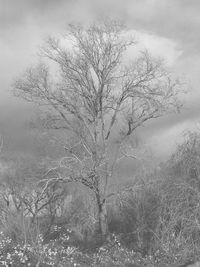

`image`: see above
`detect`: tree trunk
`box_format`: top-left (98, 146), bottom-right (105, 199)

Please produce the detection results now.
top-left (96, 193), bottom-right (108, 239)
top-left (99, 201), bottom-right (108, 237)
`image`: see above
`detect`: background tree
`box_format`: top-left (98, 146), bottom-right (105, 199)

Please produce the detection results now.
top-left (14, 20), bottom-right (182, 238)
top-left (170, 130), bottom-right (200, 181)
top-left (0, 154), bottom-right (68, 242)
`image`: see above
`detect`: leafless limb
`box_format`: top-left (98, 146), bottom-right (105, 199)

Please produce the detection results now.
top-left (13, 20), bottom-right (183, 236)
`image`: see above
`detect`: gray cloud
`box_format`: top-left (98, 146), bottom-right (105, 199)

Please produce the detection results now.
top-left (1, 0), bottom-right (199, 55)
top-left (126, 0), bottom-right (200, 56)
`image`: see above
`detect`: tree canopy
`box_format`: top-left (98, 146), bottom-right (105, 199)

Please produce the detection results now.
top-left (14, 20), bottom-right (182, 236)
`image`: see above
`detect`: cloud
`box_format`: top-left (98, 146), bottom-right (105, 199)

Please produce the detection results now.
top-left (1, 0), bottom-right (199, 56)
top-left (125, 0), bottom-right (200, 56)
top-left (75, 0), bottom-right (200, 56)
top-left (131, 30), bottom-right (183, 65)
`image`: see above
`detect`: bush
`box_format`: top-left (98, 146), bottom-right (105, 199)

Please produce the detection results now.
top-left (0, 231), bottom-right (172, 267)
top-left (108, 179), bottom-right (161, 256)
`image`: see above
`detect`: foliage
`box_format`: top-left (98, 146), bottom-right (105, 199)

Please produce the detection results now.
top-left (0, 231), bottom-right (182, 267)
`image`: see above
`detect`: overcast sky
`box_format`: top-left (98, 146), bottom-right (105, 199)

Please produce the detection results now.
top-left (0, 0), bottom-right (200, 159)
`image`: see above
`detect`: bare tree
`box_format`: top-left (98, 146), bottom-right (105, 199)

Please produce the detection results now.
top-left (14, 20), bottom-right (182, 238)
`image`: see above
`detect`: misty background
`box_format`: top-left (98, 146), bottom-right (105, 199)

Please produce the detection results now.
top-left (0, 0), bottom-right (200, 161)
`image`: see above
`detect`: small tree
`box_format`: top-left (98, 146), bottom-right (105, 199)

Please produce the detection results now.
top-left (170, 130), bottom-right (200, 181)
top-left (14, 20), bottom-right (182, 238)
